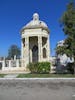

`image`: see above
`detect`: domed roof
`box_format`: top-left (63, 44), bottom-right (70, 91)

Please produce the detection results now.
top-left (21, 13), bottom-right (49, 32)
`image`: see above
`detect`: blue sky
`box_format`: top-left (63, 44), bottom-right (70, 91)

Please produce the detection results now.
top-left (0, 0), bottom-right (70, 57)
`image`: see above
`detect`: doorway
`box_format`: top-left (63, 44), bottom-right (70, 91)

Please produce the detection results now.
top-left (32, 45), bottom-right (38, 63)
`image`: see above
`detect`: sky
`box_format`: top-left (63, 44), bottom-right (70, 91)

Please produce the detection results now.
top-left (0, 0), bottom-right (71, 57)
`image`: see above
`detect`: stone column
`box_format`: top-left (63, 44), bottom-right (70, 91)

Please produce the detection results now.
top-left (47, 35), bottom-right (50, 61)
top-left (16, 59), bottom-right (19, 68)
top-left (21, 38), bottom-right (23, 59)
top-left (9, 60), bottom-right (11, 70)
top-left (2, 60), bottom-right (5, 71)
top-left (21, 38), bottom-right (24, 67)
top-left (30, 49), bottom-right (32, 63)
top-left (25, 36), bottom-right (29, 67)
top-left (38, 36), bottom-right (42, 62)
top-left (2, 57), bottom-right (6, 71)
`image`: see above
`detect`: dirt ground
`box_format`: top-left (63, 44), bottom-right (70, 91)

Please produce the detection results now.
top-left (0, 79), bottom-right (75, 100)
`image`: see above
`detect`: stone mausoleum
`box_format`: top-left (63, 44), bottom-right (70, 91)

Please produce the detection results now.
top-left (21, 13), bottom-right (50, 68)
top-left (0, 13), bottom-right (50, 72)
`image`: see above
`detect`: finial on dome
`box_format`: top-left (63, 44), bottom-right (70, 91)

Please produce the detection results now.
top-left (33, 13), bottom-right (39, 20)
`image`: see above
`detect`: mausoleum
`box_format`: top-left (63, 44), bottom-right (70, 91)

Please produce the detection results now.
top-left (0, 13), bottom-right (51, 72)
top-left (21, 13), bottom-right (50, 68)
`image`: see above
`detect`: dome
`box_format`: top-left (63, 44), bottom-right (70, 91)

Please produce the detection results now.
top-left (21, 13), bottom-right (49, 32)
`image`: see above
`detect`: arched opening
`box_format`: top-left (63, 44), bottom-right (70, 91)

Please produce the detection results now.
top-left (22, 38), bottom-right (25, 47)
top-left (43, 48), bottom-right (46, 58)
top-left (32, 45), bottom-right (38, 62)
top-left (0, 63), bottom-right (2, 70)
top-left (42, 37), bottom-right (47, 47)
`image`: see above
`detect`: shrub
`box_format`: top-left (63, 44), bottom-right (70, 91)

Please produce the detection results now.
top-left (67, 63), bottom-right (74, 74)
top-left (27, 62), bottom-right (50, 74)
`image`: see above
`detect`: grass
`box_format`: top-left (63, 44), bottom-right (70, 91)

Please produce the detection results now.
top-left (0, 74), bottom-right (6, 78)
top-left (17, 73), bottom-right (75, 78)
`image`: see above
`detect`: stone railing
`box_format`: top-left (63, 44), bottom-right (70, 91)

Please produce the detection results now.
top-left (0, 59), bottom-right (22, 71)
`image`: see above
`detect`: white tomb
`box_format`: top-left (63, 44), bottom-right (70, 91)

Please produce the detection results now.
top-left (20, 13), bottom-right (50, 69)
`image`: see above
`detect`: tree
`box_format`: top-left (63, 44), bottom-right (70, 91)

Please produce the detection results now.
top-left (7, 45), bottom-right (21, 59)
top-left (57, 0), bottom-right (75, 73)
top-left (56, 46), bottom-right (65, 55)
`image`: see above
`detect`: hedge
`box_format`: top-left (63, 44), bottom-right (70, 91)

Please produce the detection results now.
top-left (27, 62), bottom-right (51, 74)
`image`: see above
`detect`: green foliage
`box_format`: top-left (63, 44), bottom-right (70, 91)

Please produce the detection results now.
top-left (27, 62), bottom-right (50, 74)
top-left (55, 1), bottom-right (75, 74)
top-left (57, 1), bottom-right (75, 73)
top-left (60, 1), bottom-right (75, 36)
top-left (67, 63), bottom-right (74, 74)
top-left (60, 1), bottom-right (75, 54)
top-left (0, 74), bottom-right (6, 78)
top-left (55, 46), bottom-right (65, 55)
top-left (7, 45), bottom-right (21, 59)
top-left (17, 73), bottom-right (75, 78)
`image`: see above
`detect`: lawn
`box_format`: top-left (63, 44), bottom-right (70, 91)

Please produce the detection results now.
top-left (0, 74), bottom-right (6, 78)
top-left (17, 74), bottom-right (75, 78)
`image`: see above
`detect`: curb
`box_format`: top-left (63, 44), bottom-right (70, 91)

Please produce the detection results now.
top-left (0, 78), bottom-right (75, 80)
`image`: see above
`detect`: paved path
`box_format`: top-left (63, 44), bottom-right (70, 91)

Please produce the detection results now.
top-left (0, 79), bottom-right (75, 100)
top-left (4, 74), bottom-right (18, 78)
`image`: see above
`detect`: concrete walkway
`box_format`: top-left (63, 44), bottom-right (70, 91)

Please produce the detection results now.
top-left (0, 79), bottom-right (75, 100)
top-left (4, 74), bottom-right (18, 78)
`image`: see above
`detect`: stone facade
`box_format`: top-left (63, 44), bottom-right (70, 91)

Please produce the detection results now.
top-left (21, 13), bottom-right (50, 69)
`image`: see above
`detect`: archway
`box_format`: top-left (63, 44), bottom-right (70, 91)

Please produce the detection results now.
top-left (0, 62), bottom-right (2, 70)
top-left (43, 48), bottom-right (46, 58)
top-left (32, 45), bottom-right (38, 63)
